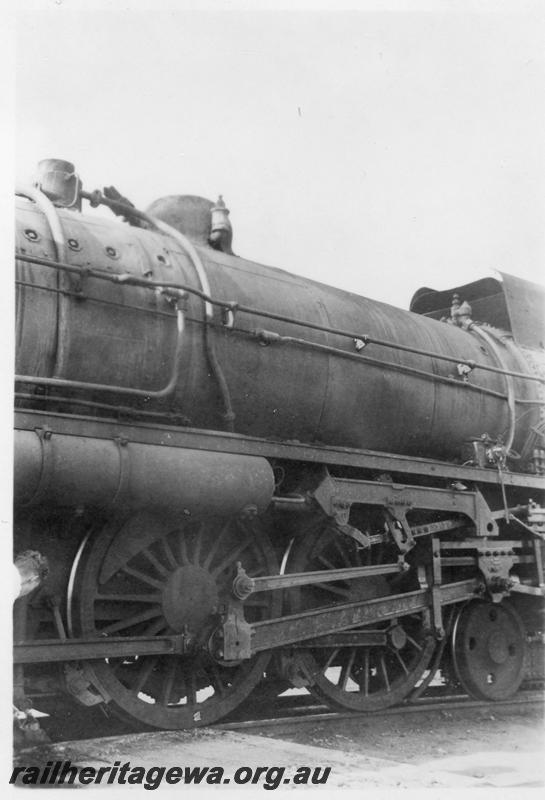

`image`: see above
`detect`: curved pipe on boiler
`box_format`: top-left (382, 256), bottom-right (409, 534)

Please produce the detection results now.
top-left (16, 185), bottom-right (69, 379)
top-left (16, 303), bottom-right (186, 400)
top-left (150, 216), bottom-right (236, 430)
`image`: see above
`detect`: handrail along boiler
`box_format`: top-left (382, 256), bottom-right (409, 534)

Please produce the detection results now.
top-left (14, 158), bottom-right (545, 731)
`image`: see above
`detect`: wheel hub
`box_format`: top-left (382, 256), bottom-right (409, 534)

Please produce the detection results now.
top-left (162, 566), bottom-right (218, 635)
top-left (388, 624), bottom-right (407, 650)
top-left (487, 630), bottom-right (509, 665)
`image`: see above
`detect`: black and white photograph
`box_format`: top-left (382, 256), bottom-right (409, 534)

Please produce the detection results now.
top-left (8, 0), bottom-right (545, 793)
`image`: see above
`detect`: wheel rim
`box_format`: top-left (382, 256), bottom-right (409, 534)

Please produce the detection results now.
top-left (72, 513), bottom-right (280, 729)
top-left (287, 521), bottom-right (435, 711)
top-left (451, 599), bottom-right (526, 701)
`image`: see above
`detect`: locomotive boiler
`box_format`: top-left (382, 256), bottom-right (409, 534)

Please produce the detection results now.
top-left (13, 159), bottom-right (545, 732)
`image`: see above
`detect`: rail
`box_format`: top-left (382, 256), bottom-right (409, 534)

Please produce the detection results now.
top-left (216, 689), bottom-right (545, 731)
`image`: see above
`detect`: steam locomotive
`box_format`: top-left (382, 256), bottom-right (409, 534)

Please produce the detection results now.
top-left (14, 159), bottom-right (545, 732)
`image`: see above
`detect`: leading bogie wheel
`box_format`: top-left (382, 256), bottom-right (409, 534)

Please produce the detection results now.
top-left (69, 512), bottom-right (280, 729)
top-left (451, 599), bottom-right (526, 701)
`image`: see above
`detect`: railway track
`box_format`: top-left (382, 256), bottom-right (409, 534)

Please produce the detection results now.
top-left (216, 688), bottom-right (545, 731)
top-left (25, 686), bottom-right (542, 747)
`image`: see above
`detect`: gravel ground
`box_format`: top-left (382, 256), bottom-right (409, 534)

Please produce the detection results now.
top-left (12, 702), bottom-right (543, 792)
top-left (250, 702), bottom-right (544, 766)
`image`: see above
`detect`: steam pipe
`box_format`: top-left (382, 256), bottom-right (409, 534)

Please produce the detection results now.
top-left (16, 304), bottom-right (186, 399)
top-left (14, 250), bottom-right (542, 406)
top-left (15, 185), bottom-right (69, 379)
top-left (78, 189), bottom-right (234, 428)
top-left (251, 329), bottom-right (537, 405)
top-left (16, 253), bottom-right (545, 386)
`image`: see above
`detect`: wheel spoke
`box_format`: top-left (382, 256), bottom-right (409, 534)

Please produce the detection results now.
top-left (108, 659), bottom-right (126, 677)
top-left (188, 673), bottom-right (197, 705)
top-left (207, 663), bottom-right (226, 696)
top-left (317, 554), bottom-right (337, 571)
top-left (100, 608), bottom-right (162, 634)
top-left (332, 538), bottom-right (351, 566)
top-left (211, 536), bottom-right (253, 577)
top-left (176, 677), bottom-right (188, 703)
top-left (132, 656), bottom-right (159, 694)
top-left (143, 618), bottom-right (168, 636)
top-left (192, 526), bottom-right (203, 566)
top-left (96, 593), bottom-right (163, 604)
top-left (121, 566), bottom-right (164, 591)
top-left (394, 650), bottom-right (409, 676)
top-left (178, 534), bottom-right (191, 566)
top-left (380, 655), bottom-right (391, 692)
top-left (362, 648), bottom-right (370, 696)
top-left (100, 607), bottom-right (162, 635)
top-left (406, 634), bottom-right (423, 652)
top-left (320, 582), bottom-right (351, 599)
top-left (323, 648), bottom-right (340, 671)
top-left (142, 549), bottom-right (170, 578)
top-left (202, 520), bottom-right (231, 570)
top-left (339, 648), bottom-right (356, 691)
top-left (161, 659), bottom-right (177, 706)
top-left (160, 538), bottom-right (179, 570)
top-left (244, 598), bottom-right (271, 608)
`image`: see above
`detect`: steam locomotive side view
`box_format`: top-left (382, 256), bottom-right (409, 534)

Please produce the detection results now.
top-left (14, 159), bottom-right (545, 732)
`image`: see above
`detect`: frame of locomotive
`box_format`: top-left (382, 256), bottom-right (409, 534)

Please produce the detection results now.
top-left (13, 160), bottom-right (545, 731)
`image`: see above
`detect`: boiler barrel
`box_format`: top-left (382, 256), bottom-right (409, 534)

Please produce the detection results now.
top-left (197, 248), bottom-right (541, 460)
top-left (15, 196), bottom-right (542, 464)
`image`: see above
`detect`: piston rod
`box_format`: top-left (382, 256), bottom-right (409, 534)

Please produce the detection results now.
top-left (232, 561), bottom-right (407, 599)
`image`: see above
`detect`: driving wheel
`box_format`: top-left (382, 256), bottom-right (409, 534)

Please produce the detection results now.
top-left (69, 512), bottom-right (280, 729)
top-left (287, 521), bottom-right (435, 711)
